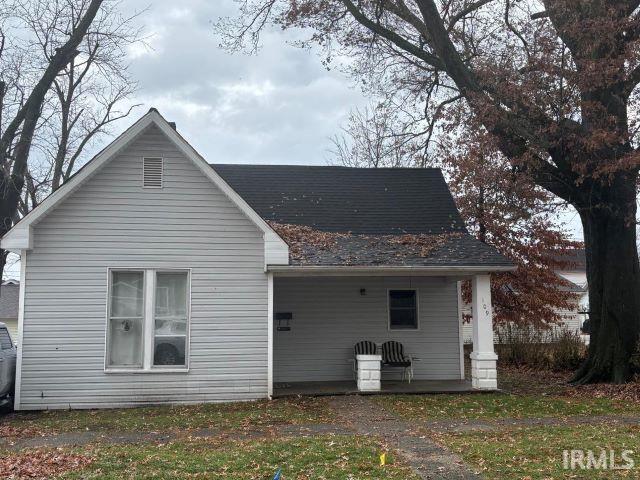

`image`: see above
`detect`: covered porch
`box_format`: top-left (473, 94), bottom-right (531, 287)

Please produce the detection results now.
top-left (267, 268), bottom-right (500, 397)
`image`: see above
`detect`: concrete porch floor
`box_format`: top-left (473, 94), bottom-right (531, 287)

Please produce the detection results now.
top-left (273, 379), bottom-right (473, 397)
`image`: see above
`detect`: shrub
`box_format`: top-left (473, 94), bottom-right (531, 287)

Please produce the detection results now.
top-left (495, 325), bottom-right (586, 371)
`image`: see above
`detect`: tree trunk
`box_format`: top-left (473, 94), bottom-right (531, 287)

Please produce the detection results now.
top-left (572, 184), bottom-right (640, 383)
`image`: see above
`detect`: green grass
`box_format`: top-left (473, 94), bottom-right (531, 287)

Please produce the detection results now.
top-left (434, 424), bottom-right (640, 479)
top-left (1, 398), bottom-right (334, 438)
top-left (53, 435), bottom-right (419, 479)
top-left (374, 393), bottom-right (640, 421)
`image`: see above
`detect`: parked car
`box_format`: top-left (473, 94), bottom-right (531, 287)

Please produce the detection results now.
top-left (0, 322), bottom-right (16, 409)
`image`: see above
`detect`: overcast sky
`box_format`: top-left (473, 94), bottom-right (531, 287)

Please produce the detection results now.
top-left (118, 0), bottom-right (368, 166)
top-left (2, 0), bottom-right (582, 280)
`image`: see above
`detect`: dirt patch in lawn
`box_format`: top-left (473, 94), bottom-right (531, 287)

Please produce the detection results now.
top-left (498, 366), bottom-right (571, 395)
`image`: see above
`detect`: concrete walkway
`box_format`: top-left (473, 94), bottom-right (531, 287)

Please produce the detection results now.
top-left (329, 396), bottom-right (481, 480)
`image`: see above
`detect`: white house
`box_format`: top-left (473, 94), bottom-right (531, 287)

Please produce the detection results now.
top-left (554, 250), bottom-right (589, 335)
top-left (1, 109), bottom-right (514, 410)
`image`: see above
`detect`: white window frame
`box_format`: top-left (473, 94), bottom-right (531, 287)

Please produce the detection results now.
top-left (105, 268), bottom-right (191, 373)
top-left (387, 288), bottom-right (419, 331)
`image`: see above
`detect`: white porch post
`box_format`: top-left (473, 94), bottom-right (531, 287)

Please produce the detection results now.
top-left (267, 272), bottom-right (274, 399)
top-left (470, 274), bottom-right (498, 390)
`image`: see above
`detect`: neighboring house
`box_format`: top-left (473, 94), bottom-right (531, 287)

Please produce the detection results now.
top-left (1, 109), bottom-right (513, 411)
top-left (554, 249), bottom-right (589, 338)
top-left (462, 249), bottom-right (589, 343)
top-left (0, 281), bottom-right (19, 341)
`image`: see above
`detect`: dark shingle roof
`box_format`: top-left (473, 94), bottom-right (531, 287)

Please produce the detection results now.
top-left (211, 164), bottom-right (513, 268)
top-left (212, 164), bottom-right (467, 235)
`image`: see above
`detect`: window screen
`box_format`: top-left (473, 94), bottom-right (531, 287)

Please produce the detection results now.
top-left (107, 271), bottom-right (144, 368)
top-left (389, 290), bottom-right (417, 330)
top-left (153, 272), bottom-right (188, 367)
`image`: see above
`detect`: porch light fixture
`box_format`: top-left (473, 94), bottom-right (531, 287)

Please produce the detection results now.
top-left (360, 288), bottom-right (366, 296)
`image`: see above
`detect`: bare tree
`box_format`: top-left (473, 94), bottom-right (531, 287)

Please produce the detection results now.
top-left (21, 1), bottom-right (142, 212)
top-left (328, 102), bottom-right (422, 167)
top-left (0, 0), bottom-right (108, 277)
top-left (219, 1), bottom-right (640, 383)
top-left (0, 0), bottom-right (141, 277)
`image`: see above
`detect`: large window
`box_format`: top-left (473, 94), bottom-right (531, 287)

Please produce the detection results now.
top-left (388, 290), bottom-right (418, 330)
top-left (107, 269), bottom-right (190, 371)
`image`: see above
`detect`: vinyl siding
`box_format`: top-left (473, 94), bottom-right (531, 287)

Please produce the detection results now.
top-left (19, 125), bottom-right (268, 410)
top-left (273, 276), bottom-right (462, 382)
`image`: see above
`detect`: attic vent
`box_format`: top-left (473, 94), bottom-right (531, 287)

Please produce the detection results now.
top-left (143, 157), bottom-right (163, 188)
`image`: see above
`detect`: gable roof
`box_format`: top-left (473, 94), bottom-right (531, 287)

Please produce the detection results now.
top-left (213, 164), bottom-right (512, 269)
top-left (1, 109), bottom-right (289, 265)
top-left (212, 164), bottom-right (467, 235)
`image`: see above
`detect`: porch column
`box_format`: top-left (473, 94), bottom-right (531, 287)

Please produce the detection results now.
top-left (267, 272), bottom-right (274, 399)
top-left (470, 274), bottom-right (498, 390)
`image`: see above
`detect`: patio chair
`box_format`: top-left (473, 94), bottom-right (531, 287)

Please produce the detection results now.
top-left (352, 340), bottom-right (378, 380)
top-left (381, 341), bottom-right (413, 383)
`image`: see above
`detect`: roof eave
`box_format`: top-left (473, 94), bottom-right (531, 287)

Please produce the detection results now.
top-left (267, 264), bottom-right (516, 276)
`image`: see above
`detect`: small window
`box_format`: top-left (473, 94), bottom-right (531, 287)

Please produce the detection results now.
top-left (0, 327), bottom-right (13, 349)
top-left (389, 290), bottom-right (418, 330)
top-left (143, 157), bottom-right (163, 188)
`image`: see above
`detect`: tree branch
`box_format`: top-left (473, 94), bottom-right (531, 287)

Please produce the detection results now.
top-left (447, 0), bottom-right (496, 30)
top-left (340, 0), bottom-right (446, 70)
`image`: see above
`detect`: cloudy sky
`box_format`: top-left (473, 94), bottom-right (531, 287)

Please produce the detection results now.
top-left (3, 0), bottom-right (370, 280)
top-left (118, 0), bottom-right (367, 166)
top-left (2, 0), bottom-right (582, 280)
top-left (120, 0), bottom-right (581, 234)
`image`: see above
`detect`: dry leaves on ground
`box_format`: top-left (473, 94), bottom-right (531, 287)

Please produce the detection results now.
top-left (0, 449), bottom-right (92, 479)
top-left (0, 425), bottom-right (47, 440)
top-left (564, 375), bottom-right (640, 403)
top-left (500, 366), bottom-right (640, 403)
